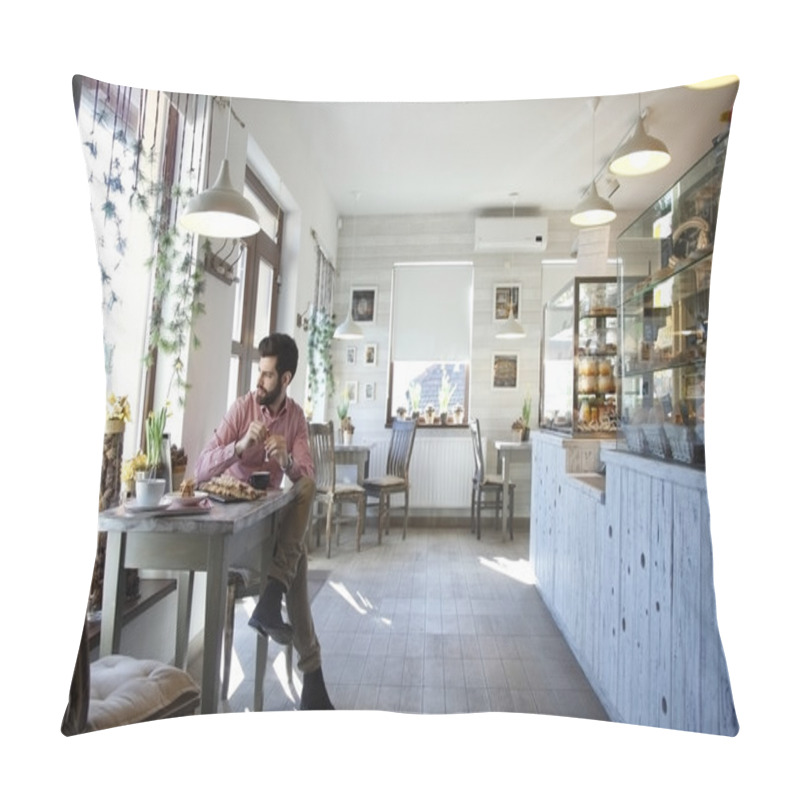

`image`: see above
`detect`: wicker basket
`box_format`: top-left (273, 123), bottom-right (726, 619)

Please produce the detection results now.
top-left (641, 423), bottom-right (671, 460)
top-left (622, 424), bottom-right (649, 455)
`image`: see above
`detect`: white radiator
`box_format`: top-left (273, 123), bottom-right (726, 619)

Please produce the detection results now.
top-left (368, 433), bottom-right (474, 509)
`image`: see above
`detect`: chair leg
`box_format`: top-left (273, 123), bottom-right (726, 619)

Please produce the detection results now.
top-left (508, 486), bottom-right (515, 539)
top-left (221, 581), bottom-right (237, 701)
top-left (476, 488), bottom-right (482, 540)
top-left (325, 497), bottom-right (334, 558)
top-left (402, 490), bottom-right (409, 540)
top-left (356, 495), bottom-right (365, 552)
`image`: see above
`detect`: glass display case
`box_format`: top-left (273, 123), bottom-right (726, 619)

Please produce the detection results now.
top-left (616, 133), bottom-right (727, 467)
top-left (539, 276), bottom-right (620, 438)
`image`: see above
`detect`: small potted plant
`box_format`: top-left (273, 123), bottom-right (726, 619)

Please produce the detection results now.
top-left (520, 391), bottom-right (532, 440)
top-left (336, 391), bottom-right (350, 441)
top-left (407, 382), bottom-right (422, 419)
top-left (341, 416), bottom-right (355, 445)
top-left (106, 393), bottom-right (131, 434)
top-left (136, 404), bottom-right (169, 505)
top-left (396, 406), bottom-right (408, 420)
top-left (438, 372), bottom-right (455, 424)
top-left (453, 403), bottom-right (464, 425)
top-left (511, 417), bottom-right (527, 442)
top-left (424, 404), bottom-right (436, 425)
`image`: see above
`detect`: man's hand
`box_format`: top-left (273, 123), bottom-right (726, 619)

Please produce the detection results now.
top-left (264, 433), bottom-right (290, 470)
top-left (235, 421), bottom-right (269, 458)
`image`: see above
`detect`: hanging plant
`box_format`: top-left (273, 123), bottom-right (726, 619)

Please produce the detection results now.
top-left (80, 82), bottom-right (207, 407)
top-left (306, 306), bottom-right (336, 399)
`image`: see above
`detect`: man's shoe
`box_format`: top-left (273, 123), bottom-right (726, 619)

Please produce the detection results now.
top-left (299, 666), bottom-right (335, 710)
top-left (248, 578), bottom-right (294, 645)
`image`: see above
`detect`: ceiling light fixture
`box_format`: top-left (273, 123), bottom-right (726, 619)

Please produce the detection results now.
top-left (609, 95), bottom-right (671, 177)
top-left (334, 192), bottom-right (365, 340)
top-left (497, 193), bottom-right (526, 339)
top-left (571, 99), bottom-right (616, 227)
top-left (179, 97), bottom-right (260, 239)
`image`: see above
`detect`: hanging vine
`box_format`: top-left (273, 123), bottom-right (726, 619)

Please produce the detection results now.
top-left (306, 306), bottom-right (336, 399)
top-left (79, 82), bottom-right (208, 405)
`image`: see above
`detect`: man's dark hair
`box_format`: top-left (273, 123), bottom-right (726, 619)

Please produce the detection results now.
top-left (258, 333), bottom-right (299, 381)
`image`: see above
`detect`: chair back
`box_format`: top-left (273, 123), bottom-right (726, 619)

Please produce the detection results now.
top-left (469, 418), bottom-right (487, 483)
top-left (308, 421), bottom-right (336, 493)
top-left (385, 418), bottom-right (417, 480)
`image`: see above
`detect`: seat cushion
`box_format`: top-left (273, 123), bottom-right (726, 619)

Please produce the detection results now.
top-left (479, 474), bottom-right (516, 488)
top-left (363, 476), bottom-right (406, 490)
top-left (88, 655), bottom-right (200, 731)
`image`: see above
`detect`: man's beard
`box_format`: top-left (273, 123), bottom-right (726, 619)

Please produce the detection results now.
top-left (257, 384), bottom-right (281, 407)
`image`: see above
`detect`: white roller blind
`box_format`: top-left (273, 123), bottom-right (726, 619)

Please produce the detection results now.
top-left (391, 264), bottom-right (473, 361)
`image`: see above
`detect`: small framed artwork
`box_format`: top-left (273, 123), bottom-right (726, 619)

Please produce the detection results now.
top-left (492, 353), bottom-right (519, 389)
top-left (494, 284), bottom-right (521, 321)
top-left (351, 286), bottom-right (377, 323)
top-left (345, 346), bottom-right (357, 366)
top-left (345, 381), bottom-right (358, 404)
top-left (364, 382), bottom-right (377, 402)
top-left (364, 342), bottom-right (377, 366)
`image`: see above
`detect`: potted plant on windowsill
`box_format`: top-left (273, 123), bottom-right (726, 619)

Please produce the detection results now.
top-left (136, 404), bottom-right (170, 505)
top-left (438, 372), bottom-right (455, 425)
top-left (407, 382), bottom-right (422, 419)
top-left (453, 403), bottom-right (464, 425)
top-left (424, 404), bottom-right (436, 425)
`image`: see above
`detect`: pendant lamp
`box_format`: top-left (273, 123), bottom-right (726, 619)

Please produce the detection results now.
top-left (496, 193), bottom-right (526, 339)
top-left (609, 96), bottom-right (671, 177)
top-left (334, 192), bottom-right (364, 340)
top-left (571, 99), bottom-right (616, 227)
top-left (179, 97), bottom-right (260, 239)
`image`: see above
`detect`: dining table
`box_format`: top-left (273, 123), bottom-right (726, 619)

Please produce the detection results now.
top-left (97, 484), bottom-right (298, 714)
top-left (334, 443), bottom-right (371, 484)
top-left (494, 439), bottom-right (532, 541)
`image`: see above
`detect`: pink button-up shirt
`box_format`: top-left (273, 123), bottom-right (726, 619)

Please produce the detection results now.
top-left (194, 392), bottom-right (314, 489)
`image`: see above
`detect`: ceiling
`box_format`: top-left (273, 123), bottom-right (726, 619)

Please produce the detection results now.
top-left (248, 81), bottom-right (738, 219)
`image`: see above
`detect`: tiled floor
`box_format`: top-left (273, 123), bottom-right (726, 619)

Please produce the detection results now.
top-left (192, 522), bottom-right (608, 721)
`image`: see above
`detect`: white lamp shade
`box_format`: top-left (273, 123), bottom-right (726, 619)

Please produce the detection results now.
top-left (609, 118), bottom-right (671, 177)
top-left (333, 312), bottom-right (364, 340)
top-left (496, 312), bottom-right (526, 339)
top-left (179, 159), bottom-right (261, 238)
top-left (570, 181), bottom-right (616, 227)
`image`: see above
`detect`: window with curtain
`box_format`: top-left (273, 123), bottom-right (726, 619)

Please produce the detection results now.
top-left (388, 263), bottom-right (473, 423)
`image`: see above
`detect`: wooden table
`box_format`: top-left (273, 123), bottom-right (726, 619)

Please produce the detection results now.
top-left (494, 440), bottom-right (532, 540)
top-left (334, 443), bottom-right (371, 484)
top-left (97, 486), bottom-right (297, 714)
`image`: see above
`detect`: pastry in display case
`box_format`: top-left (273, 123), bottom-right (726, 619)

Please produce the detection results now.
top-left (539, 276), bottom-right (620, 438)
top-left (616, 133), bottom-right (727, 467)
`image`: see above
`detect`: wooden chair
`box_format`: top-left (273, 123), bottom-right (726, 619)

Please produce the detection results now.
top-left (363, 418), bottom-right (417, 543)
top-left (309, 420), bottom-right (366, 557)
top-left (469, 418), bottom-right (515, 540)
top-left (62, 619), bottom-right (200, 735)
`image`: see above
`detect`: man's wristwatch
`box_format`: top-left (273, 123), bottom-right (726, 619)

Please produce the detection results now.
top-left (282, 453), bottom-right (294, 472)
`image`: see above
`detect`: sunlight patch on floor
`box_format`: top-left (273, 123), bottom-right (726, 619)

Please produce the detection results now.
top-left (478, 555), bottom-right (536, 585)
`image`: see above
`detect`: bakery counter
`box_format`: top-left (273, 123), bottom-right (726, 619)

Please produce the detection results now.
top-left (529, 431), bottom-right (737, 736)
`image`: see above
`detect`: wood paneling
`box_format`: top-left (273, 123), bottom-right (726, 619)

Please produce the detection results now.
top-left (530, 433), bottom-right (738, 735)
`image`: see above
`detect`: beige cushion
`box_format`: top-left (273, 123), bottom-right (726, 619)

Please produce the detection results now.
top-left (88, 655), bottom-right (200, 731)
top-left (363, 476), bottom-right (406, 489)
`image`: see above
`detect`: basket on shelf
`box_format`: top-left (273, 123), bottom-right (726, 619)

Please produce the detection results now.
top-left (641, 424), bottom-right (671, 460)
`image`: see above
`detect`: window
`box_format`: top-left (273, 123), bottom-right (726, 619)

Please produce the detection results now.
top-left (228, 167), bottom-right (283, 405)
top-left (388, 263), bottom-right (473, 423)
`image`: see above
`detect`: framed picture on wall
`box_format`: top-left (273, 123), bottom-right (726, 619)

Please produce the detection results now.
top-left (364, 382), bottom-right (376, 401)
top-left (346, 346), bottom-right (357, 366)
top-left (364, 342), bottom-right (377, 366)
top-left (345, 381), bottom-right (358, 404)
top-left (493, 284), bottom-right (521, 321)
top-left (492, 353), bottom-right (519, 389)
top-left (351, 286), bottom-right (377, 323)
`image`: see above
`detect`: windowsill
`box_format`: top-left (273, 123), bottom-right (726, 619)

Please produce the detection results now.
top-left (385, 421), bottom-right (469, 430)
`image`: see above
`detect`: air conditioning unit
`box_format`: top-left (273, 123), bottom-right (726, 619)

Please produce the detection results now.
top-left (474, 216), bottom-right (548, 253)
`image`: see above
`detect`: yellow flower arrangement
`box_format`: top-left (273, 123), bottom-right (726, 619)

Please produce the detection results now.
top-left (107, 393), bottom-right (132, 422)
top-left (121, 451), bottom-right (148, 483)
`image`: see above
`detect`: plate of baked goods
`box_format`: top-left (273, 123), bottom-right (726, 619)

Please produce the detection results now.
top-left (164, 490), bottom-right (209, 507)
top-left (198, 475), bottom-right (267, 502)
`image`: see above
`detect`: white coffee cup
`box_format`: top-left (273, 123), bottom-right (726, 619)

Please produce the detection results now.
top-left (135, 478), bottom-right (166, 507)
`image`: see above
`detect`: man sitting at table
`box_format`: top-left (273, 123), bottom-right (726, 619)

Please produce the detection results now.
top-left (194, 332), bottom-right (333, 711)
